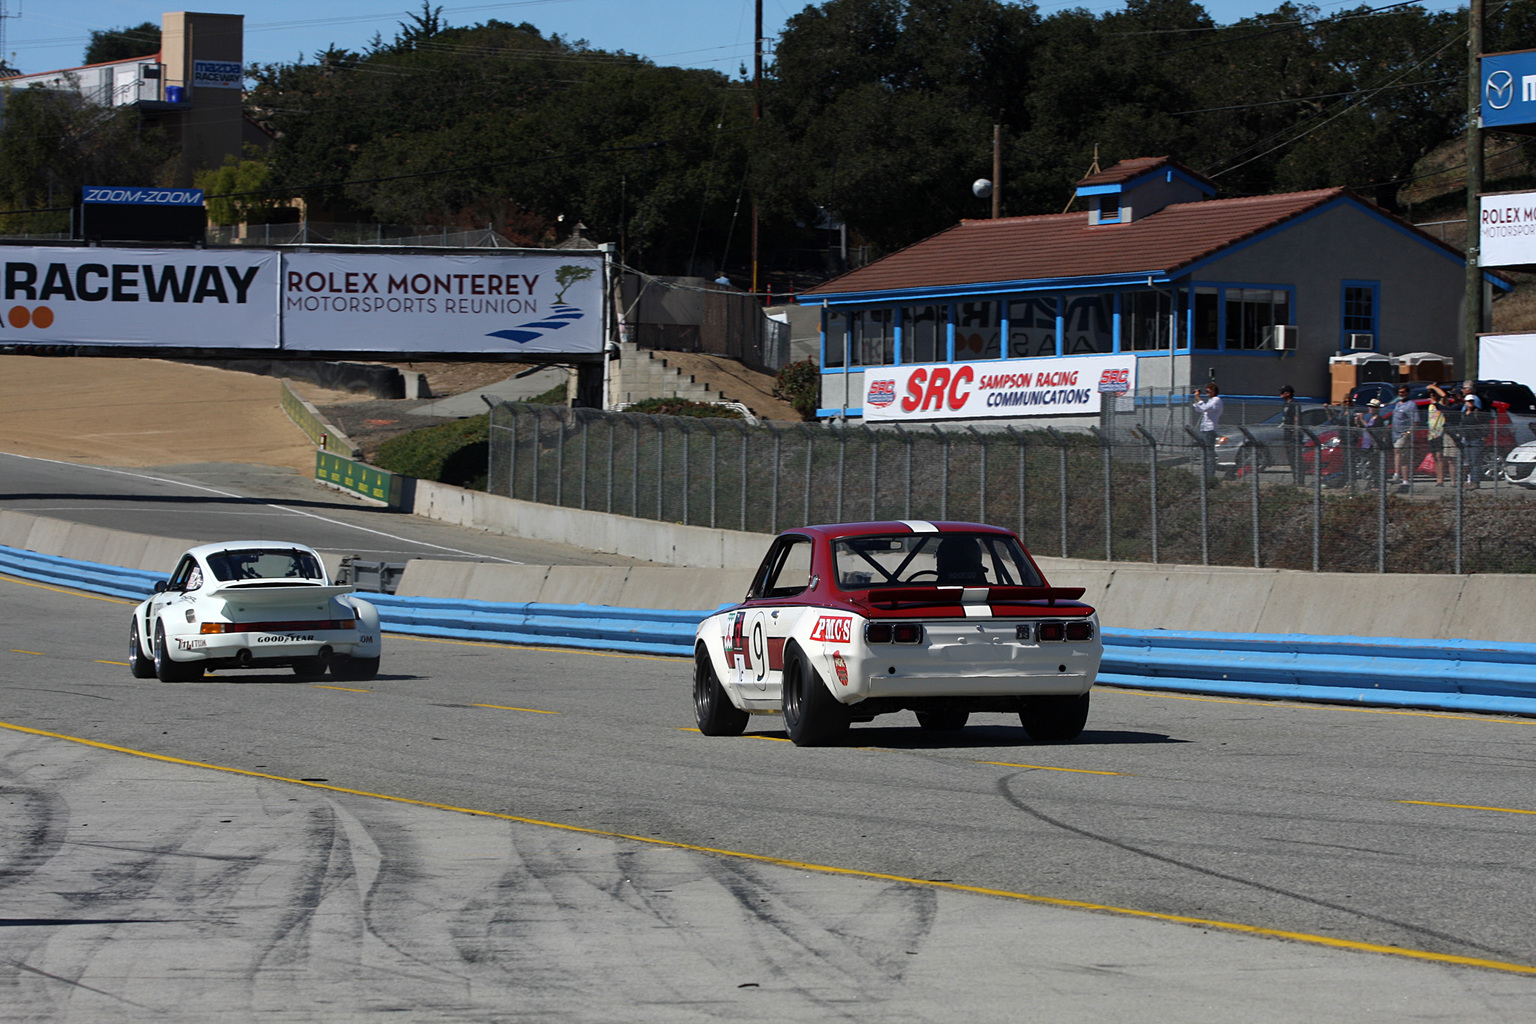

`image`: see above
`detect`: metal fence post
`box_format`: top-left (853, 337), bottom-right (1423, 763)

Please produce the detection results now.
top-left (835, 422), bottom-right (846, 523)
top-left (1183, 427), bottom-right (1210, 566)
top-left (935, 425), bottom-right (950, 521)
top-left (505, 405), bottom-right (518, 500)
top-left (1302, 427), bottom-right (1321, 573)
top-left (1449, 432), bottom-right (1465, 574)
top-left (1133, 426), bottom-right (1159, 565)
top-left (968, 426), bottom-right (987, 525)
top-left (656, 415), bottom-right (665, 522)
top-left (631, 415), bottom-right (641, 518)
top-left (531, 407), bottom-right (542, 505)
top-left (681, 419), bottom-right (692, 525)
top-left (1239, 426), bottom-right (1263, 568)
top-left (1047, 427), bottom-right (1068, 558)
top-left (1376, 426), bottom-right (1387, 573)
top-left (737, 421), bottom-right (750, 531)
top-left (896, 424), bottom-right (913, 519)
top-left (579, 414), bottom-right (590, 510)
top-left (800, 424), bottom-right (814, 526)
top-left (555, 411), bottom-right (566, 507)
top-left (1007, 426), bottom-right (1026, 545)
top-left (868, 427), bottom-right (880, 520)
top-left (606, 418), bottom-right (615, 514)
top-left (1089, 426), bottom-right (1111, 562)
top-left (767, 422), bottom-right (782, 534)
top-left (705, 419), bottom-right (719, 528)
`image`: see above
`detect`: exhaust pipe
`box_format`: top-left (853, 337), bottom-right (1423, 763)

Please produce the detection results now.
top-left (236, 649), bottom-right (253, 668)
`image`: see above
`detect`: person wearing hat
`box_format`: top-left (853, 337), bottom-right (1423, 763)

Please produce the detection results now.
top-left (1354, 398), bottom-right (1385, 482)
top-left (1459, 382), bottom-right (1490, 487)
top-left (1279, 385), bottom-right (1303, 484)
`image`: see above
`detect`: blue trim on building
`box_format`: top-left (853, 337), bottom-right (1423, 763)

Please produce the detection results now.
top-left (807, 271), bottom-right (1176, 306)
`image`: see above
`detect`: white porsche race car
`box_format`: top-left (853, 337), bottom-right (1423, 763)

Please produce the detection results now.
top-left (129, 541), bottom-right (382, 682)
top-left (693, 521), bottom-right (1102, 746)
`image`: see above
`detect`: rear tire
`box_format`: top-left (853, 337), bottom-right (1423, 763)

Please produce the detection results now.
top-left (781, 648), bottom-right (849, 746)
top-left (1020, 692), bottom-right (1090, 743)
top-left (332, 656), bottom-right (380, 682)
top-left (694, 648), bottom-right (748, 736)
top-left (916, 709), bottom-right (969, 732)
top-left (291, 656), bottom-right (329, 681)
top-left (153, 621), bottom-right (201, 683)
top-left (129, 618), bottom-right (155, 679)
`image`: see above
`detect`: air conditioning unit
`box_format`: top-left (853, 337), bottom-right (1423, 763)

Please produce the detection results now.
top-left (1268, 324), bottom-right (1298, 350)
top-left (1348, 333), bottom-right (1375, 350)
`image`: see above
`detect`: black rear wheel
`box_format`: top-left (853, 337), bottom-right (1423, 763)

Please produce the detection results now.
top-left (1020, 693), bottom-right (1090, 743)
top-left (153, 622), bottom-right (201, 683)
top-left (332, 656), bottom-right (380, 682)
top-left (129, 618), bottom-right (155, 679)
top-left (781, 648), bottom-right (850, 747)
top-left (694, 648), bottom-right (748, 736)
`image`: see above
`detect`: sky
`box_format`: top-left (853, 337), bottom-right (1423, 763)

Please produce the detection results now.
top-left (9, 0), bottom-right (1472, 78)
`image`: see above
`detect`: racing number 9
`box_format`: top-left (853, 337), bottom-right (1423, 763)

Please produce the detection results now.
top-left (751, 618), bottom-right (767, 684)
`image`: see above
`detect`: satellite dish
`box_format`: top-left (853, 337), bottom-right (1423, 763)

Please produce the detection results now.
top-left (972, 178), bottom-right (993, 199)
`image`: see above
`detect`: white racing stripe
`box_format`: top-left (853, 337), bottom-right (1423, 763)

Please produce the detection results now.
top-left (900, 520), bottom-right (938, 532)
top-left (962, 605), bottom-right (993, 618)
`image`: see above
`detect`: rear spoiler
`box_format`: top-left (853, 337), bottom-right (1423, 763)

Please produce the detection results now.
top-left (865, 584), bottom-right (1086, 608)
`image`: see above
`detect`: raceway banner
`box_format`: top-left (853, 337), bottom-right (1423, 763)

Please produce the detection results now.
top-left (0, 247), bottom-right (279, 347)
top-left (861, 352), bottom-right (1136, 421)
top-left (280, 251), bottom-right (605, 354)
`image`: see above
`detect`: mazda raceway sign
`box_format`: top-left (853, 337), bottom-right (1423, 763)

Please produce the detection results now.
top-left (0, 247), bottom-right (605, 354)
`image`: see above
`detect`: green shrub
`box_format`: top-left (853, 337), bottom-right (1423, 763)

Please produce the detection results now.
top-left (373, 413), bottom-right (489, 490)
top-left (626, 397), bottom-right (744, 419)
top-left (773, 358), bottom-right (820, 420)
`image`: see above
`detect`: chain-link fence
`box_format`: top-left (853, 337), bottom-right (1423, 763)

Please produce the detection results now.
top-left (487, 400), bottom-right (1536, 574)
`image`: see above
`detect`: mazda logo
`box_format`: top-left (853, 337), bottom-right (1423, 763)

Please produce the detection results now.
top-left (1487, 69), bottom-right (1514, 110)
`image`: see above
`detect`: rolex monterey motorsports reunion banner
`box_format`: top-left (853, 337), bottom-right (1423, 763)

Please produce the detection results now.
top-left (0, 247), bottom-right (604, 354)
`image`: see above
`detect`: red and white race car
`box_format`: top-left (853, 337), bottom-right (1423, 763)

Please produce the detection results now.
top-left (693, 521), bottom-right (1102, 746)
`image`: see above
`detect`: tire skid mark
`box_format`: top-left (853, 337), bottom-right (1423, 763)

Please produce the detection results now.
top-left (994, 772), bottom-right (1515, 962)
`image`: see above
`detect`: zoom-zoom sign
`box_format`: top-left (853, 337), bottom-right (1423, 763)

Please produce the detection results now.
top-left (0, 248), bottom-right (278, 348)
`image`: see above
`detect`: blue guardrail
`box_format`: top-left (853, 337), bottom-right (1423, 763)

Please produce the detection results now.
top-left (5, 543), bottom-right (1535, 717)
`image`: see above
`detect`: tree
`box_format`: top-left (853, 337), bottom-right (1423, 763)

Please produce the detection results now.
top-left (194, 151), bottom-right (281, 226)
top-left (84, 22), bottom-right (162, 64)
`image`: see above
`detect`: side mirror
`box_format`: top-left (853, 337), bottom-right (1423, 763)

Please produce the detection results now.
top-left (153, 580), bottom-right (168, 594)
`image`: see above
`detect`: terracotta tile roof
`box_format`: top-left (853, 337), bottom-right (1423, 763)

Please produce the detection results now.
top-left (1076, 155), bottom-right (1213, 191)
top-left (804, 188), bottom-right (1362, 298)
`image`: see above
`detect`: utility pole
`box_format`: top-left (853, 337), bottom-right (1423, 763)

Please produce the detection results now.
top-left (1465, 0), bottom-right (1484, 379)
top-left (751, 0), bottom-right (762, 301)
top-left (992, 124), bottom-right (1001, 219)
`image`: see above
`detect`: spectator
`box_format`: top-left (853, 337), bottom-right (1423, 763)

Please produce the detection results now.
top-left (1280, 384), bottom-right (1302, 483)
top-left (1424, 383), bottom-right (1453, 486)
top-left (1193, 382), bottom-right (1223, 480)
top-left (1355, 399), bottom-right (1384, 482)
top-left (1460, 382), bottom-right (1490, 488)
top-left (1390, 384), bottom-right (1415, 484)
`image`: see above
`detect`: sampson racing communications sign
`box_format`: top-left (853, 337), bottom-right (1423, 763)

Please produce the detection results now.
top-left (0, 247), bottom-right (278, 347)
top-left (281, 251), bottom-right (604, 354)
top-left (861, 353), bottom-right (1136, 421)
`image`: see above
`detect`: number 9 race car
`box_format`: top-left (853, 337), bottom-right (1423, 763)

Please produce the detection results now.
top-left (693, 521), bottom-right (1102, 746)
top-left (128, 541), bottom-right (382, 682)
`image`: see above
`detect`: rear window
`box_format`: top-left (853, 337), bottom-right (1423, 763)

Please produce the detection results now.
top-left (832, 533), bottom-right (1043, 589)
top-left (207, 548), bottom-right (325, 582)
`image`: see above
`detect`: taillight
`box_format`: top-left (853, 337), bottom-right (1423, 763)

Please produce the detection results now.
top-left (1037, 621), bottom-right (1065, 642)
top-left (892, 623), bottom-right (924, 644)
top-left (1065, 621), bottom-right (1094, 642)
top-left (865, 622), bottom-right (893, 644)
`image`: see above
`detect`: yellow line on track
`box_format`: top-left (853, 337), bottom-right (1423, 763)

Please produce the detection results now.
top-left (1102, 686), bottom-right (1536, 724)
top-left (0, 573), bottom-right (132, 603)
top-left (10, 649), bottom-right (44, 656)
top-left (3, 715), bottom-right (1528, 977)
top-left (1401, 799), bottom-right (1536, 817)
top-left (96, 660), bottom-right (127, 666)
top-left (312, 685), bottom-right (371, 693)
top-left (979, 761), bottom-right (1127, 776)
top-left (474, 703), bottom-right (559, 714)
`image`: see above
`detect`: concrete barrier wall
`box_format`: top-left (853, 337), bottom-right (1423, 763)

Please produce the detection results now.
top-left (4, 493), bottom-right (1533, 641)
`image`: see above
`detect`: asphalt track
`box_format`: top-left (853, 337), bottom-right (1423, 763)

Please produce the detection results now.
top-left (5, 559), bottom-right (1536, 1019)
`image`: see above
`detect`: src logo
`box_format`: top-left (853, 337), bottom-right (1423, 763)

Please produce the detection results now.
top-left (866, 379), bottom-right (896, 408)
top-left (1096, 368), bottom-right (1131, 394)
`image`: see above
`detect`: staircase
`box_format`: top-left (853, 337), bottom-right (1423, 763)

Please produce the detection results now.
top-left (610, 342), bottom-right (728, 407)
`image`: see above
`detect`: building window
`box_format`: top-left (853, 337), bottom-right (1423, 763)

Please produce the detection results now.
top-left (1099, 194), bottom-right (1121, 224)
top-left (1061, 292), bottom-right (1114, 354)
top-left (1008, 296), bottom-right (1059, 357)
top-left (1341, 282), bottom-right (1378, 349)
top-left (1124, 289), bottom-right (1172, 351)
top-left (902, 305), bottom-right (944, 364)
top-left (953, 300), bottom-right (1001, 360)
top-left (1193, 287), bottom-right (1219, 349)
top-left (824, 309), bottom-right (848, 368)
top-left (1224, 288), bottom-right (1290, 350)
top-left (851, 308), bottom-right (895, 366)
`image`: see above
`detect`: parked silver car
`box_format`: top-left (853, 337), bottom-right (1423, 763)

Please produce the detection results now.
top-left (1213, 404), bottom-right (1341, 469)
